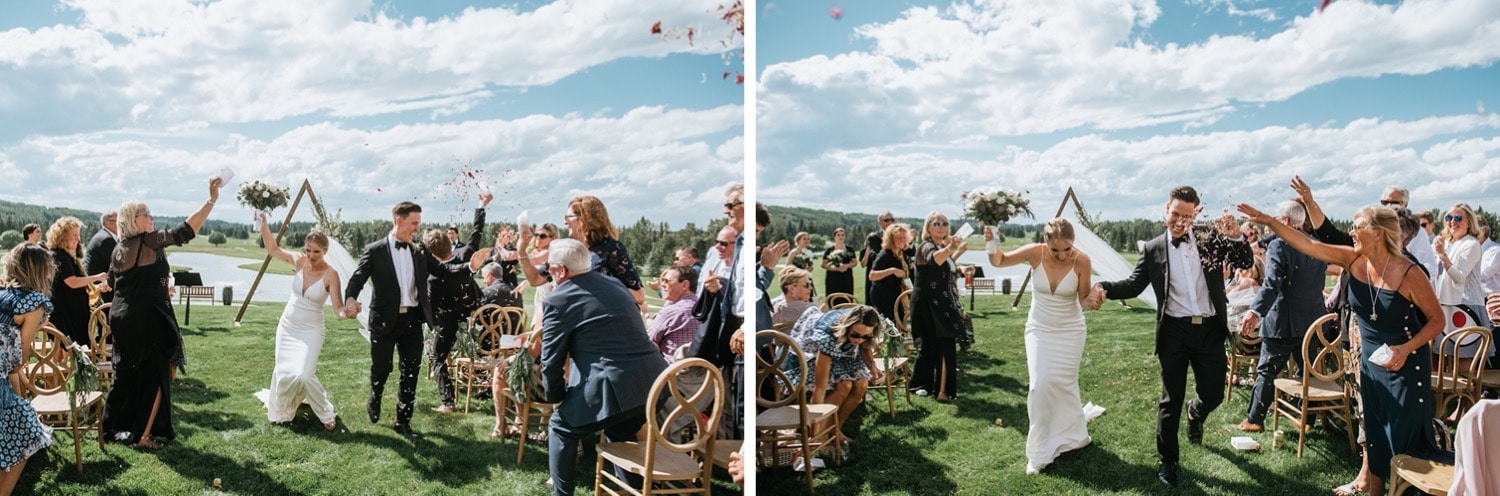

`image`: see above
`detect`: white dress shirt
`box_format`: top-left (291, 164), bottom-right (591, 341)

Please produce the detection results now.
top-left (388, 234), bottom-right (418, 308)
top-left (1478, 239), bottom-right (1500, 295)
top-left (1165, 230), bottom-right (1214, 318)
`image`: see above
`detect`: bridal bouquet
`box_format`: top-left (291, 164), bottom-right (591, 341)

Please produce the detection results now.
top-left (825, 249), bottom-right (855, 267)
top-left (237, 180), bottom-right (290, 212)
top-left (961, 188), bottom-right (1034, 226)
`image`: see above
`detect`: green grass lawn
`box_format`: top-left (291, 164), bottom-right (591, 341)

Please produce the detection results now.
top-left (20, 301), bottom-right (703, 495)
top-left (756, 293), bottom-right (1363, 495)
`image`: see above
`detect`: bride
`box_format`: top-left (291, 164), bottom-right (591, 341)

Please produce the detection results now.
top-left (253, 211), bottom-right (352, 430)
top-left (985, 218), bottom-right (1095, 474)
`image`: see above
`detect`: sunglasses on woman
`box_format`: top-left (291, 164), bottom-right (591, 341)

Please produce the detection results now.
top-left (1445, 214), bottom-right (1464, 223)
top-left (849, 332), bottom-right (874, 340)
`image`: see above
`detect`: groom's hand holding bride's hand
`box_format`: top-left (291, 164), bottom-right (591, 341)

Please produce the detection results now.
top-left (1084, 283), bottom-right (1107, 310)
top-left (340, 298), bottom-right (361, 318)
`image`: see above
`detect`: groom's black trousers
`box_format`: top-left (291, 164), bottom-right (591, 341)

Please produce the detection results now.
top-left (1156, 316), bottom-right (1227, 464)
top-left (371, 309), bottom-right (425, 426)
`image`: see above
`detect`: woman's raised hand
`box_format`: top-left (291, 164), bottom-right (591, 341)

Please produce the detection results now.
top-left (1235, 203), bottom-right (1273, 226)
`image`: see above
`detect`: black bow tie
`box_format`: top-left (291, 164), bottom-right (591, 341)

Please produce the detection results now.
top-left (395, 243), bottom-right (409, 251)
top-left (1171, 234), bottom-right (1190, 247)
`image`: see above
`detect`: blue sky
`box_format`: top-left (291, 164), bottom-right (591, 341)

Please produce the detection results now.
top-left (0, 0), bottom-right (744, 228)
top-left (757, 0), bottom-right (1499, 223)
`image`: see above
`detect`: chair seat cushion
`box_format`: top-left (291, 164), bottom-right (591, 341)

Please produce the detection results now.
top-left (598, 441), bottom-right (706, 478)
top-left (1273, 378), bottom-right (1345, 401)
top-left (31, 391), bottom-right (104, 416)
top-left (1391, 454), bottom-right (1454, 493)
top-left (756, 404), bottom-right (837, 429)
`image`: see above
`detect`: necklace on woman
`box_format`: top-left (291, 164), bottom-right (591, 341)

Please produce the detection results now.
top-left (1366, 254), bottom-right (1389, 322)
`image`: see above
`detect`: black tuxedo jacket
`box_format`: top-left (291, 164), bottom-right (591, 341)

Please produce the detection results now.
top-left (83, 228), bottom-right (116, 302)
top-left (1100, 229), bottom-right (1253, 354)
top-left (346, 236), bottom-right (435, 336)
top-left (427, 207), bottom-right (486, 318)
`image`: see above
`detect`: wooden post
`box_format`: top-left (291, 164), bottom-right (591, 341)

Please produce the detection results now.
top-left (1010, 187), bottom-right (1087, 310)
top-left (235, 179), bottom-right (323, 324)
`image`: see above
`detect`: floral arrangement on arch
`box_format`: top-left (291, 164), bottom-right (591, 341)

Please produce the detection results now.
top-left (237, 180), bottom-right (290, 212)
top-left (961, 188), bottom-right (1034, 225)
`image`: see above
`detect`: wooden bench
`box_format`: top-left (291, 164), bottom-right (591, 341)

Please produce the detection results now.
top-left (177, 285), bottom-right (215, 305)
top-left (968, 278), bottom-right (995, 294)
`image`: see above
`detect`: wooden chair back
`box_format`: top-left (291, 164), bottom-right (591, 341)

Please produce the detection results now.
top-left (1298, 313), bottom-right (1344, 386)
top-left (86, 303), bottom-right (112, 364)
top-left (22, 324), bottom-right (75, 398)
top-left (822, 292), bottom-right (857, 310)
top-left (755, 330), bottom-right (809, 410)
top-left (893, 289), bottom-right (912, 334)
top-left (643, 358), bottom-right (724, 483)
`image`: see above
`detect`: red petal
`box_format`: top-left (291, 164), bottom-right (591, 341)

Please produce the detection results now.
top-left (650, 21), bottom-right (662, 35)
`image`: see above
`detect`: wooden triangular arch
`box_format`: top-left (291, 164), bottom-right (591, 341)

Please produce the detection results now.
top-left (234, 179), bottom-right (325, 324)
top-left (1009, 186), bottom-right (1086, 310)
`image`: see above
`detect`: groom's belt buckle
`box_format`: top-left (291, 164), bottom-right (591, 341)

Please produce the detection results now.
top-left (398, 306), bottom-right (412, 314)
top-left (1190, 316), bottom-right (1204, 325)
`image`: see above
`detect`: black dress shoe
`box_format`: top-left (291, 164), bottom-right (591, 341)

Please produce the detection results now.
top-left (1158, 462), bottom-right (1179, 487)
top-left (366, 394), bottom-right (382, 424)
top-left (393, 424), bottom-right (420, 439)
top-left (1187, 415), bottom-right (1204, 445)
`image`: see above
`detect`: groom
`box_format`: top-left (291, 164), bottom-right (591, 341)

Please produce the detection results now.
top-left (343, 201), bottom-right (434, 438)
top-left (1088, 186), bottom-right (1251, 486)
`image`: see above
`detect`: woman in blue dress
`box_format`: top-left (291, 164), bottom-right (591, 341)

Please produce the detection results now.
top-left (785, 305), bottom-right (883, 444)
top-left (1, 244), bottom-right (57, 496)
top-left (1240, 203), bottom-right (1450, 496)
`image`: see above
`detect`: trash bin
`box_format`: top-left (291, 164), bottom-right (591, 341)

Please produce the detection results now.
top-left (222, 286), bottom-right (233, 305)
top-left (1001, 278), bottom-right (1011, 295)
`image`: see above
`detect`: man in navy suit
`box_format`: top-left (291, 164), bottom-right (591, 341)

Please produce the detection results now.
top-left (540, 238), bottom-right (667, 496)
top-left (1089, 186), bottom-right (1252, 486)
top-left (1237, 200), bottom-right (1329, 433)
top-left (343, 201), bottom-right (434, 438)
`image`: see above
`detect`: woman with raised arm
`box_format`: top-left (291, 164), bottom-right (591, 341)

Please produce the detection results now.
top-left (1238, 202), bottom-right (1450, 496)
top-left (105, 177), bottom-right (222, 449)
top-left (986, 218), bottom-right (1095, 474)
top-left (253, 211), bottom-right (351, 430)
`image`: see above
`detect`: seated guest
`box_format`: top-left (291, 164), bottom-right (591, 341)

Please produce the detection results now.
top-left (784, 305), bottom-right (883, 444)
top-left (646, 265), bottom-right (699, 362)
top-left (772, 267), bottom-right (817, 327)
top-left (479, 263), bottom-right (522, 309)
top-left (539, 238), bottom-right (666, 496)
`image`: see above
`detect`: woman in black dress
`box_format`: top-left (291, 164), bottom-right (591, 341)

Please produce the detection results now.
top-left (908, 212), bottom-right (968, 402)
top-left (1240, 203), bottom-right (1449, 496)
top-left (821, 228), bottom-right (857, 298)
top-left (105, 178), bottom-right (221, 449)
top-left (44, 216), bottom-right (108, 345)
top-left (867, 223), bottom-right (911, 320)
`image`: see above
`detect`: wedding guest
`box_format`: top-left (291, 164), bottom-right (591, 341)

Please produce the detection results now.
top-left (772, 267), bottom-right (817, 327)
top-left (539, 238), bottom-right (666, 496)
top-left (20, 224), bottom-right (41, 245)
top-left (84, 211), bottom-right (118, 304)
top-left (520, 196), bottom-right (645, 314)
top-left (862, 212), bottom-right (896, 302)
top-left (478, 263), bottom-right (522, 308)
top-left (648, 246), bottom-right (702, 295)
top-left (822, 227), bottom-right (857, 298)
top-left (1236, 201), bottom-right (1328, 433)
top-left (45, 216), bottom-right (108, 345)
top-left (105, 177), bottom-right (222, 449)
top-left (1474, 214), bottom-right (1499, 295)
top-left (1379, 187), bottom-right (1439, 277)
top-left (787, 232), bottom-right (814, 273)
top-left (0, 244), bottom-right (56, 496)
top-left (1239, 202), bottom-right (1451, 496)
top-left (909, 211), bottom-right (967, 402)
top-left (422, 190), bottom-right (492, 413)
top-left (1432, 203), bottom-right (1494, 358)
top-left (785, 305), bottom-right (883, 444)
top-left (868, 223), bottom-right (912, 320)
top-left (645, 265), bottom-right (699, 362)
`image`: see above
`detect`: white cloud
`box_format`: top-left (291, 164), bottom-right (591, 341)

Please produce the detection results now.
top-left (4, 104), bottom-right (745, 226)
top-left (0, 0), bottom-right (740, 134)
top-left (759, 0), bottom-right (1500, 163)
top-left (760, 113), bottom-right (1500, 220)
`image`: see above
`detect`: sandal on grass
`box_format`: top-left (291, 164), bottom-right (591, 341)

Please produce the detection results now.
top-left (1332, 481), bottom-right (1365, 496)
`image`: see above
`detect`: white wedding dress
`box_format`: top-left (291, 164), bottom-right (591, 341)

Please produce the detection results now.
top-left (1024, 262), bottom-right (1093, 473)
top-left (255, 270), bottom-right (337, 425)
